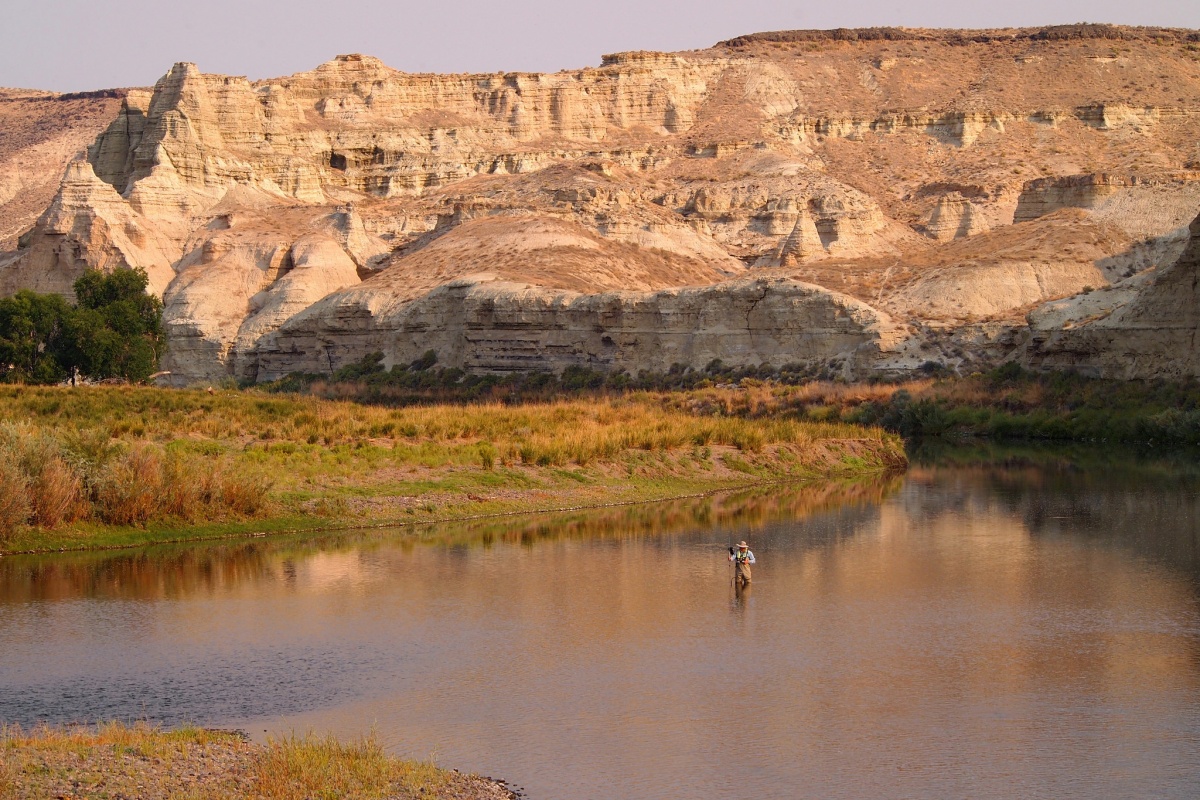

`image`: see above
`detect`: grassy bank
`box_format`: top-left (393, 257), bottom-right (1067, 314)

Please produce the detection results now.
top-left (0, 722), bottom-right (512, 799)
top-left (617, 367), bottom-right (1200, 447)
top-left (0, 385), bottom-right (905, 554)
top-left (829, 366), bottom-right (1200, 444)
top-left (263, 347), bottom-right (1200, 446)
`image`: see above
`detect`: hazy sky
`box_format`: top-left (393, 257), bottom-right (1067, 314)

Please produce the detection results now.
top-left (4, 0), bottom-right (1199, 92)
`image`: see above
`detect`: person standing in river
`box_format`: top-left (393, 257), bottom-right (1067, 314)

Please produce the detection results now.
top-left (729, 541), bottom-right (755, 586)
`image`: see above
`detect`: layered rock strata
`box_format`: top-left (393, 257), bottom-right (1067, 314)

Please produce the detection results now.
top-left (251, 275), bottom-right (906, 382)
top-left (0, 88), bottom-right (125, 249)
top-left (1, 25), bottom-right (1199, 382)
top-left (1025, 211), bottom-right (1200, 379)
top-left (919, 193), bottom-right (989, 241)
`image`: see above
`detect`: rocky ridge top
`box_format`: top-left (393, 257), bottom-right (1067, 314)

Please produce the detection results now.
top-left (1, 25), bottom-right (1199, 382)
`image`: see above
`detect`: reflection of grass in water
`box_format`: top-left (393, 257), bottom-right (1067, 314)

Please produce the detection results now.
top-left (402, 472), bottom-right (904, 549)
top-left (909, 437), bottom-right (1200, 479)
top-left (0, 474), bottom-right (903, 605)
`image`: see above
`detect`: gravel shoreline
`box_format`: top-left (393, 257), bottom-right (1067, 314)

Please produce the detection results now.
top-left (0, 724), bottom-right (520, 800)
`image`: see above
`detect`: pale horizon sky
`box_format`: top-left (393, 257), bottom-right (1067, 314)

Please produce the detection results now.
top-left (3, 0), bottom-right (1199, 92)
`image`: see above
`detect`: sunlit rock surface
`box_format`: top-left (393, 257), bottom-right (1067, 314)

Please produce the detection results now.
top-left (2, 25), bottom-right (1200, 382)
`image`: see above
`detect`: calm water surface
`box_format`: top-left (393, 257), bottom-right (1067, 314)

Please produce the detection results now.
top-left (2, 453), bottom-right (1199, 799)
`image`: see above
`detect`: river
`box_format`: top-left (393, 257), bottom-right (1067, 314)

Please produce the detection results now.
top-left (2, 446), bottom-right (1198, 799)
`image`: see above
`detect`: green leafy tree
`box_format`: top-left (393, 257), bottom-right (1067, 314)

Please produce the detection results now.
top-left (69, 268), bottom-right (165, 383)
top-left (0, 290), bottom-right (73, 384)
top-left (0, 267), bottom-right (164, 385)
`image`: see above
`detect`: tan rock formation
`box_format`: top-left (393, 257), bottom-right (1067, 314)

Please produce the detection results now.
top-left (160, 200), bottom-right (368, 382)
top-left (919, 193), bottom-right (990, 241)
top-left (1015, 174), bottom-right (1141, 222)
top-left (2, 25), bottom-right (1200, 382)
top-left (766, 210), bottom-right (1134, 325)
top-left (0, 159), bottom-right (178, 298)
top-left (1025, 211), bottom-right (1200, 379)
top-left (1016, 172), bottom-right (1200, 230)
top-left (251, 274), bottom-right (906, 382)
top-left (0, 88), bottom-right (124, 249)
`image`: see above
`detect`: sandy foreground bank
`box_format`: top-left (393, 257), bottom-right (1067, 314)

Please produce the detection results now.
top-left (0, 724), bottom-right (519, 799)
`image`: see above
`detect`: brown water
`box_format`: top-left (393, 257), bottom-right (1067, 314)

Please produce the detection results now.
top-left (2, 455), bottom-right (1199, 799)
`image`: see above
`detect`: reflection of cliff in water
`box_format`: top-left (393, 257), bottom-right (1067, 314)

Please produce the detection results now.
top-left (0, 474), bottom-right (902, 605)
top-left (907, 440), bottom-right (1200, 582)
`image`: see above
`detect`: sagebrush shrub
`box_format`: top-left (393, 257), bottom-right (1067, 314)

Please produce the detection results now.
top-left (160, 454), bottom-right (203, 521)
top-left (216, 472), bottom-right (271, 516)
top-left (0, 461), bottom-right (31, 535)
top-left (95, 446), bottom-right (163, 526)
top-left (29, 456), bottom-right (85, 528)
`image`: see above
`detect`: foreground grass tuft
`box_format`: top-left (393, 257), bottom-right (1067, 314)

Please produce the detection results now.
top-left (252, 732), bottom-right (448, 800)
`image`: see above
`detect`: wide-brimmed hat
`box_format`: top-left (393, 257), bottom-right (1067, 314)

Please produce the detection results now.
top-left (737, 541), bottom-right (748, 548)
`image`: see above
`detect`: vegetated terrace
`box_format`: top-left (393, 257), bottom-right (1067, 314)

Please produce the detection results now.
top-left (0, 385), bottom-right (905, 553)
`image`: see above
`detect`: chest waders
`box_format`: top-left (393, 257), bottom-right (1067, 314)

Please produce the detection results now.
top-left (734, 551), bottom-right (752, 585)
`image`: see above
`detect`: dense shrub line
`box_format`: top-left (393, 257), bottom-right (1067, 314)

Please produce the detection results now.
top-left (0, 424), bottom-right (269, 537)
top-left (0, 384), bottom-right (881, 455)
top-left (834, 364), bottom-right (1200, 445)
top-left (261, 350), bottom-right (847, 404)
top-left (258, 351), bottom-right (1200, 447)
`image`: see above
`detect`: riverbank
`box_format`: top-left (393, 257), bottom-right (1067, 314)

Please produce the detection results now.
top-left (0, 722), bottom-right (516, 799)
top-left (628, 367), bottom-right (1200, 446)
top-left (0, 385), bottom-right (906, 555)
top-left (839, 366), bottom-right (1200, 444)
top-left (268, 358), bottom-right (1200, 446)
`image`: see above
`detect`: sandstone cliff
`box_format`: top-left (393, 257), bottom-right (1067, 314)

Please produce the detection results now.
top-left (251, 274), bottom-right (906, 384)
top-left (1, 24), bottom-right (1199, 382)
top-left (1025, 211), bottom-right (1200, 379)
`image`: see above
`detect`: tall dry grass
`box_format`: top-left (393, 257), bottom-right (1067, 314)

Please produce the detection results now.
top-left (0, 385), bottom-right (887, 457)
top-left (251, 732), bottom-right (447, 800)
top-left (0, 461), bottom-right (31, 532)
top-left (94, 445), bottom-right (163, 526)
top-left (0, 423), bottom-right (271, 538)
top-left (0, 385), bottom-right (898, 540)
top-left (28, 456), bottom-right (85, 528)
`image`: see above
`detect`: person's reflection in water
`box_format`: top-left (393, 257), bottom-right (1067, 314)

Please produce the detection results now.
top-left (732, 579), bottom-right (753, 611)
top-left (282, 559), bottom-right (298, 590)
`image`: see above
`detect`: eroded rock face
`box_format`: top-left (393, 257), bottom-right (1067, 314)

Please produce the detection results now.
top-left (2, 25), bottom-right (1200, 382)
top-left (1016, 174), bottom-right (1146, 222)
top-left (919, 194), bottom-right (989, 241)
top-left (0, 159), bottom-right (179, 299)
top-left (251, 275), bottom-right (906, 382)
top-left (160, 200), bottom-right (373, 383)
top-left (1025, 212), bottom-right (1200, 380)
top-left (0, 88), bottom-right (124, 250)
